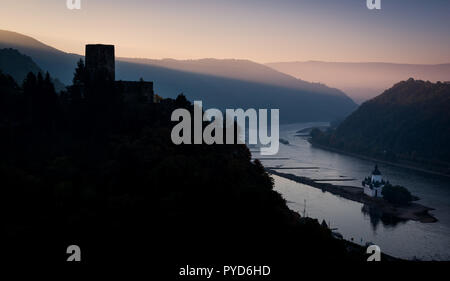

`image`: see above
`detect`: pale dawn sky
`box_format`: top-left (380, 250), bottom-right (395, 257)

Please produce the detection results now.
top-left (1, 0), bottom-right (449, 64)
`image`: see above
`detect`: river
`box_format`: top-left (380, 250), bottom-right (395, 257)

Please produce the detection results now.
top-left (254, 122), bottom-right (450, 261)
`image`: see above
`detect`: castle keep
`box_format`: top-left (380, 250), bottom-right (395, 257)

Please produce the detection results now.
top-left (85, 44), bottom-right (154, 103)
top-left (85, 44), bottom-right (115, 81)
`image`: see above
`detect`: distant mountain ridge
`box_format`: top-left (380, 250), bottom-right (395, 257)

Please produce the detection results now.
top-left (0, 29), bottom-right (357, 123)
top-left (267, 61), bottom-right (450, 103)
top-left (116, 61), bottom-right (358, 123)
top-left (121, 57), bottom-right (347, 97)
top-left (310, 79), bottom-right (450, 174)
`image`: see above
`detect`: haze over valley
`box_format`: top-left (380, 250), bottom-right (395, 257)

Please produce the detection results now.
top-left (268, 61), bottom-right (450, 103)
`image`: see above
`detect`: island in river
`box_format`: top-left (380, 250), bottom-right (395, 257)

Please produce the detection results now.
top-left (266, 169), bottom-right (437, 223)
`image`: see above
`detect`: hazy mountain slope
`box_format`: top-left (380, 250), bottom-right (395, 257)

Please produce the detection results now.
top-left (0, 48), bottom-right (41, 82)
top-left (0, 30), bottom-right (357, 122)
top-left (310, 79), bottom-right (450, 172)
top-left (0, 30), bottom-right (81, 84)
top-left (120, 57), bottom-right (347, 97)
top-left (117, 58), bottom-right (358, 122)
top-left (267, 61), bottom-right (450, 103)
top-left (117, 61), bottom-right (357, 123)
top-left (0, 48), bottom-right (65, 91)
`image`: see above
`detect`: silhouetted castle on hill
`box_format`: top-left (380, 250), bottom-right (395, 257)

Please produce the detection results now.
top-left (85, 44), bottom-right (154, 103)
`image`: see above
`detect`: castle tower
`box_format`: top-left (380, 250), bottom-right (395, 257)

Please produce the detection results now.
top-left (362, 165), bottom-right (384, 198)
top-left (85, 44), bottom-right (115, 82)
top-left (371, 165), bottom-right (382, 183)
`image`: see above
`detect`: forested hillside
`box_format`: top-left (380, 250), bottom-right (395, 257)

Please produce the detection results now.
top-left (311, 79), bottom-right (450, 174)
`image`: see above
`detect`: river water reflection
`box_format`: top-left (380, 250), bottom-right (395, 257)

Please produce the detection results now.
top-left (256, 123), bottom-right (450, 260)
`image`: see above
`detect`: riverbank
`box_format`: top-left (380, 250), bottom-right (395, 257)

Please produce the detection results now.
top-left (267, 169), bottom-right (438, 223)
top-left (308, 141), bottom-right (450, 178)
top-left (294, 215), bottom-right (402, 261)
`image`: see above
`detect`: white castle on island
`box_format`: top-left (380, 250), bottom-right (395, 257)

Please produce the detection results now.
top-left (362, 165), bottom-right (386, 198)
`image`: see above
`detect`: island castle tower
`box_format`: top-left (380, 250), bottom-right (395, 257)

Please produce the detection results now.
top-left (362, 165), bottom-right (385, 198)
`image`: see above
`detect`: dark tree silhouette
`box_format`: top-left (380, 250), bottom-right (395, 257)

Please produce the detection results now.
top-left (0, 61), bottom-right (373, 265)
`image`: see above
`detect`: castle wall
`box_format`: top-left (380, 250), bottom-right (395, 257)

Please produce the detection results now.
top-left (371, 175), bottom-right (382, 183)
top-left (116, 81), bottom-right (154, 103)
